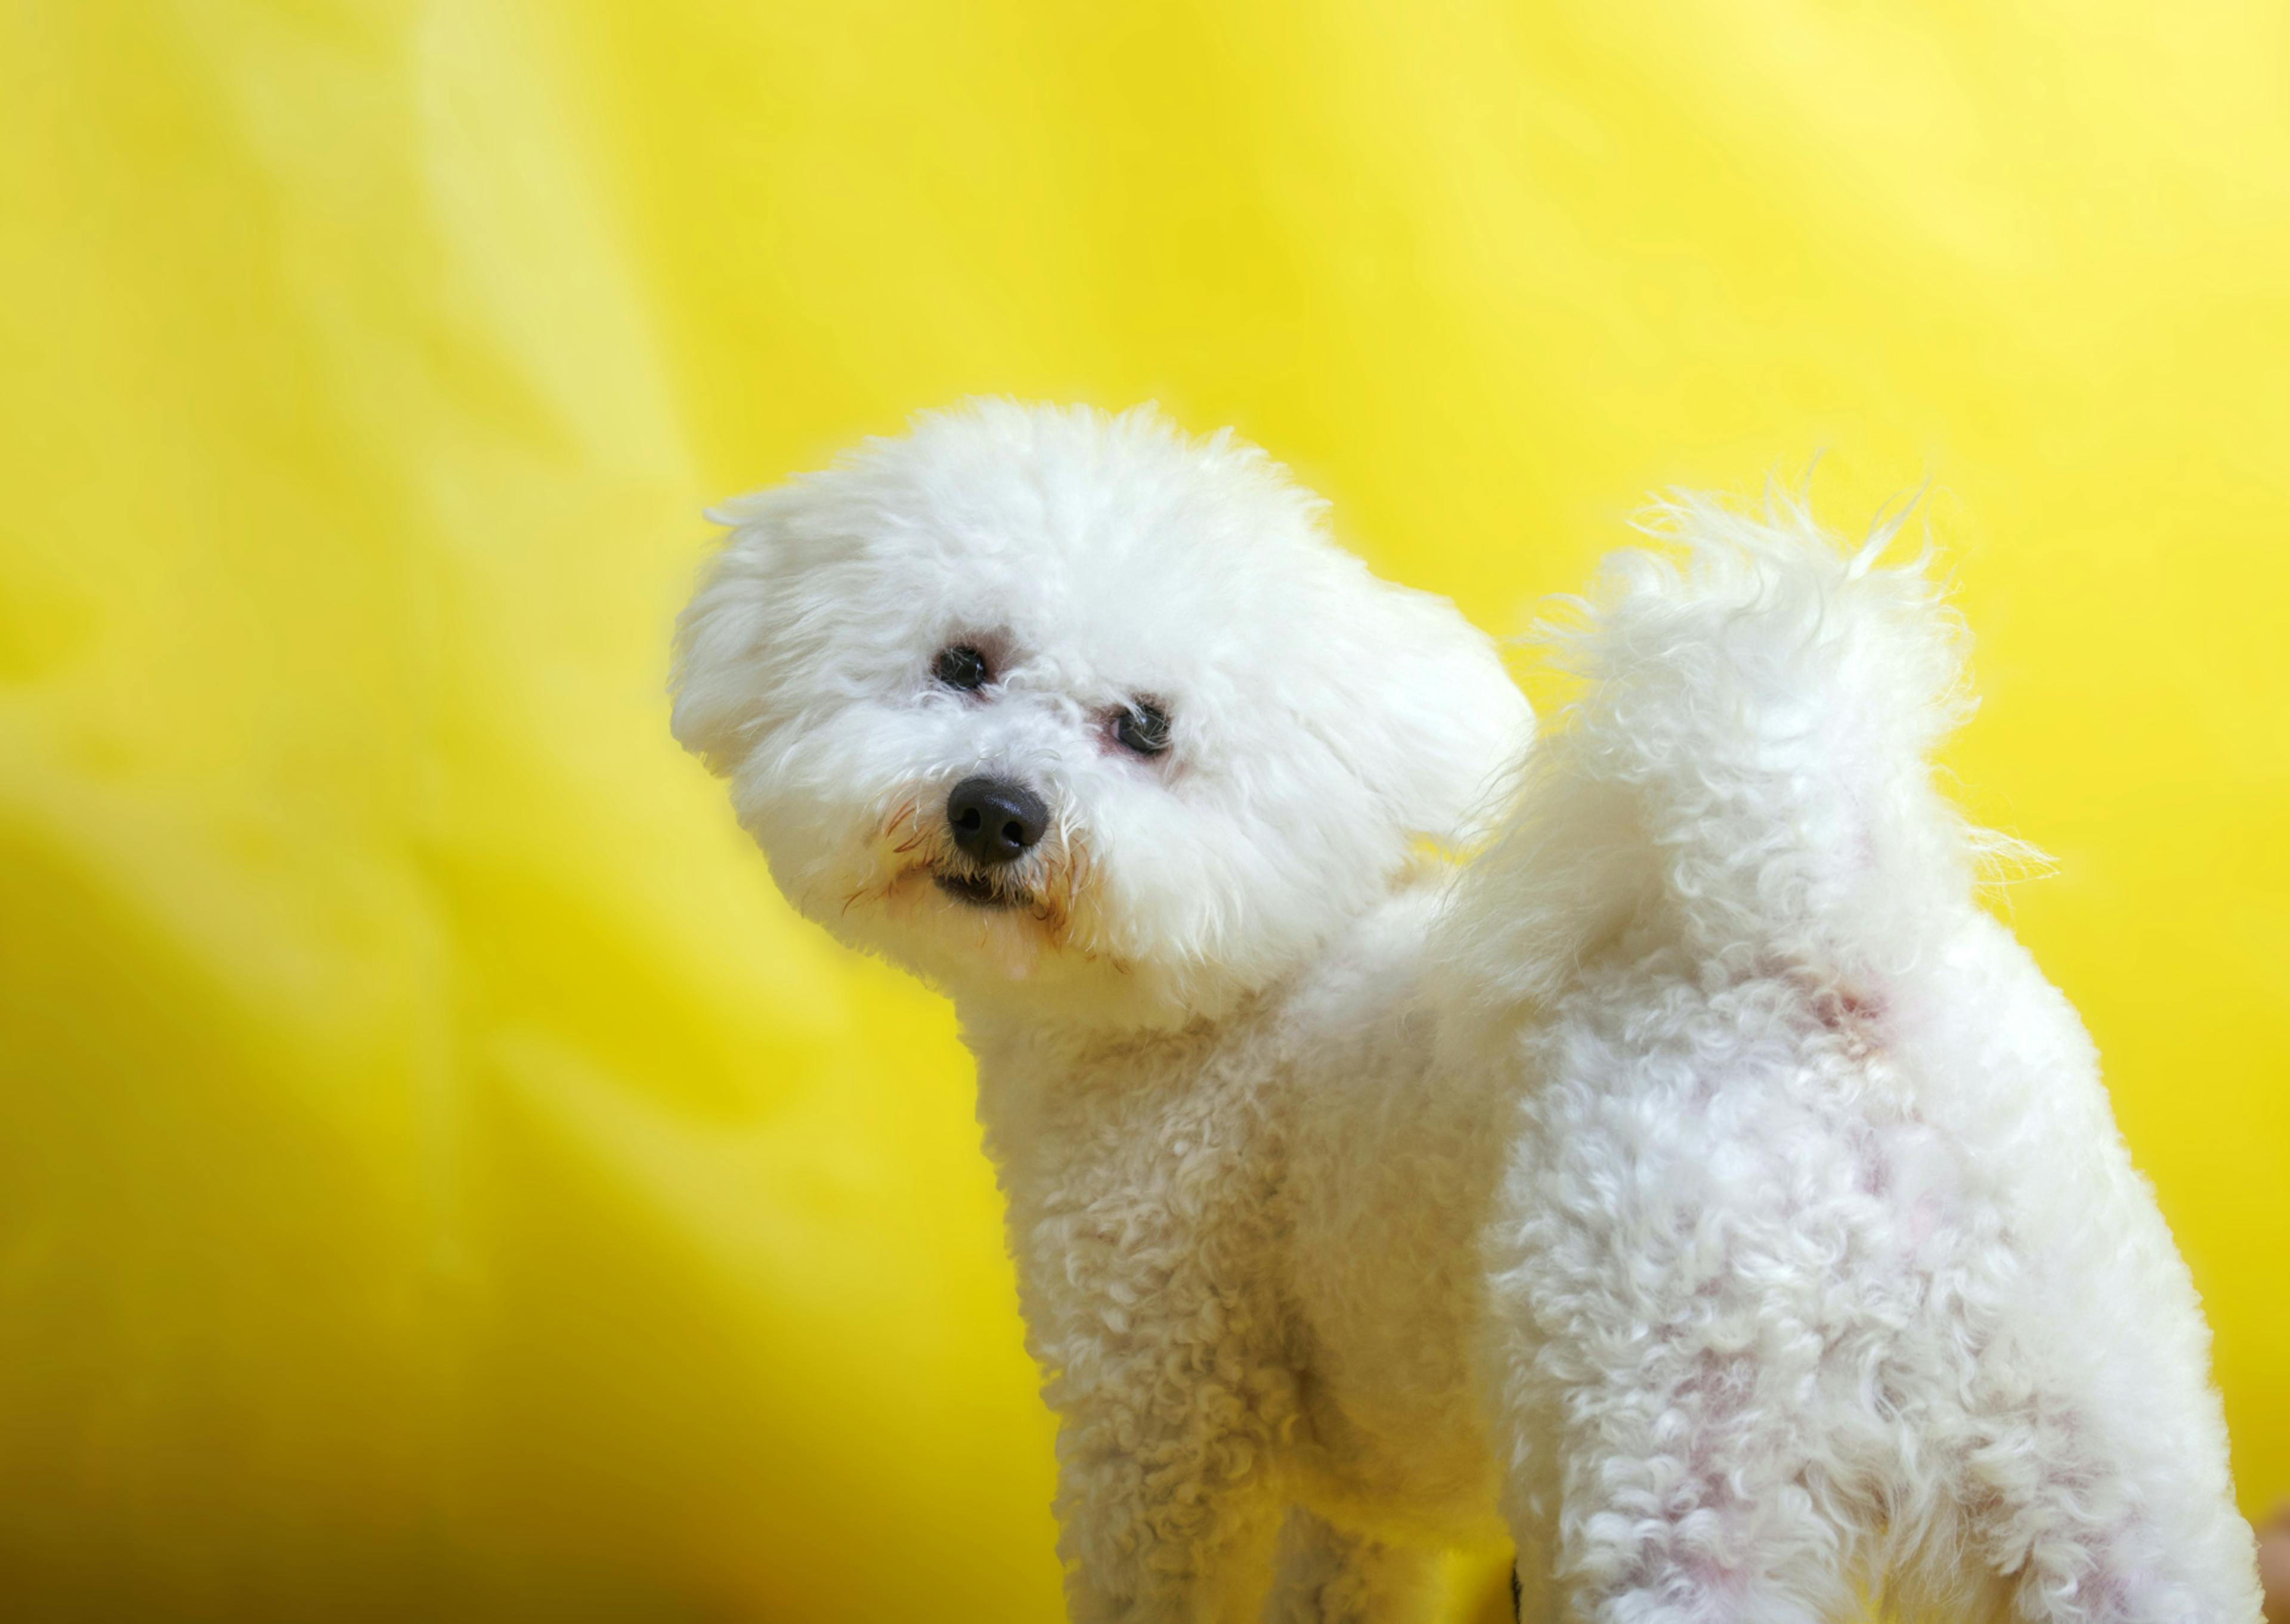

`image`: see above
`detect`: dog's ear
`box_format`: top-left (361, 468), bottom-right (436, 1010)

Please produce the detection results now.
top-left (670, 486), bottom-right (800, 777)
top-left (1323, 574), bottom-right (1534, 853)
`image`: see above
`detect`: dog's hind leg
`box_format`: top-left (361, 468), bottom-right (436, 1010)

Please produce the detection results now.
top-left (1479, 952), bottom-right (1914, 1624)
top-left (1932, 1360), bottom-right (2263, 1624)
top-left (1886, 921), bottom-right (2264, 1624)
top-left (1534, 1320), bottom-right (1862, 1624)
top-left (1478, 1016), bottom-right (1862, 1624)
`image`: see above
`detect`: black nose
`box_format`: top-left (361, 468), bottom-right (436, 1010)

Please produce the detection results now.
top-left (946, 775), bottom-right (1048, 866)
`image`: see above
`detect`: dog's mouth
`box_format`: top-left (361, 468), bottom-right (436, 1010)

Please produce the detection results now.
top-left (932, 868), bottom-right (1032, 911)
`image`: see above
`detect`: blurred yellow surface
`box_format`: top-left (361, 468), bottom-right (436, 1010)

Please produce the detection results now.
top-left (2, 2), bottom-right (2285, 1619)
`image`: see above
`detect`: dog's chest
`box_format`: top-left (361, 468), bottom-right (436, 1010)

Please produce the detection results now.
top-left (975, 1000), bottom-right (1514, 1539)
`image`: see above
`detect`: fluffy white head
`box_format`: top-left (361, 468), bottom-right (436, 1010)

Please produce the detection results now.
top-left (672, 401), bottom-right (1531, 1027)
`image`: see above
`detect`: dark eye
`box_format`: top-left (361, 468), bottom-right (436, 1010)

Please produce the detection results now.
top-left (1114, 699), bottom-right (1171, 757)
top-left (934, 644), bottom-right (990, 692)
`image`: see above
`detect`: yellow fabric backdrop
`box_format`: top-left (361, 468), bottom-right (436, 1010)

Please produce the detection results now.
top-left (2, 3), bottom-right (2283, 1619)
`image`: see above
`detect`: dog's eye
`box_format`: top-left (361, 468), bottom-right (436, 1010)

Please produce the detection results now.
top-left (1114, 699), bottom-right (1171, 757)
top-left (934, 644), bottom-right (991, 692)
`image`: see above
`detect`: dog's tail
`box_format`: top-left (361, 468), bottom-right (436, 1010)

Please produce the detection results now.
top-left (1437, 488), bottom-right (2032, 1011)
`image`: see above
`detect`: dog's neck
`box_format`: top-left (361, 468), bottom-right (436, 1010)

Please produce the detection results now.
top-left (955, 983), bottom-right (1274, 1086)
top-left (952, 864), bottom-right (1452, 1096)
top-left (954, 983), bottom-right (1294, 1212)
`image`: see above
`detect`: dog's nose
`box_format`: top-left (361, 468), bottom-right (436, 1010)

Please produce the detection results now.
top-left (946, 776), bottom-right (1048, 866)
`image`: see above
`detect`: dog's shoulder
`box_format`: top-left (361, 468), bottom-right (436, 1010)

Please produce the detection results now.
top-left (1276, 871), bottom-right (1448, 1052)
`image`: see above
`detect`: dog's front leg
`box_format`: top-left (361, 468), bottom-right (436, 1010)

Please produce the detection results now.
top-left (1261, 1508), bottom-right (1439, 1623)
top-left (1040, 1321), bottom-right (1293, 1623)
top-left (1016, 1133), bottom-right (1297, 1621)
top-left (1032, 1244), bottom-right (1298, 1623)
top-left (1051, 1436), bottom-right (1280, 1624)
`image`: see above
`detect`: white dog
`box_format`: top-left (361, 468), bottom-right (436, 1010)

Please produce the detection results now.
top-left (671, 401), bottom-right (2258, 1624)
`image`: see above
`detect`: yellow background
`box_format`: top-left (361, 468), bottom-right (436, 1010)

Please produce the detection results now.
top-left (2, 3), bottom-right (2284, 1619)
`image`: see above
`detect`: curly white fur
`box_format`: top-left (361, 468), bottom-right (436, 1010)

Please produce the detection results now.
top-left (671, 402), bottom-right (2259, 1623)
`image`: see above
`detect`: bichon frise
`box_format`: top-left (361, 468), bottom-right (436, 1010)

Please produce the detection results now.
top-left (671, 401), bottom-right (2258, 1623)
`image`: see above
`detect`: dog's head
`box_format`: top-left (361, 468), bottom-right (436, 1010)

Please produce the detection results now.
top-left (672, 401), bottom-right (1530, 1027)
